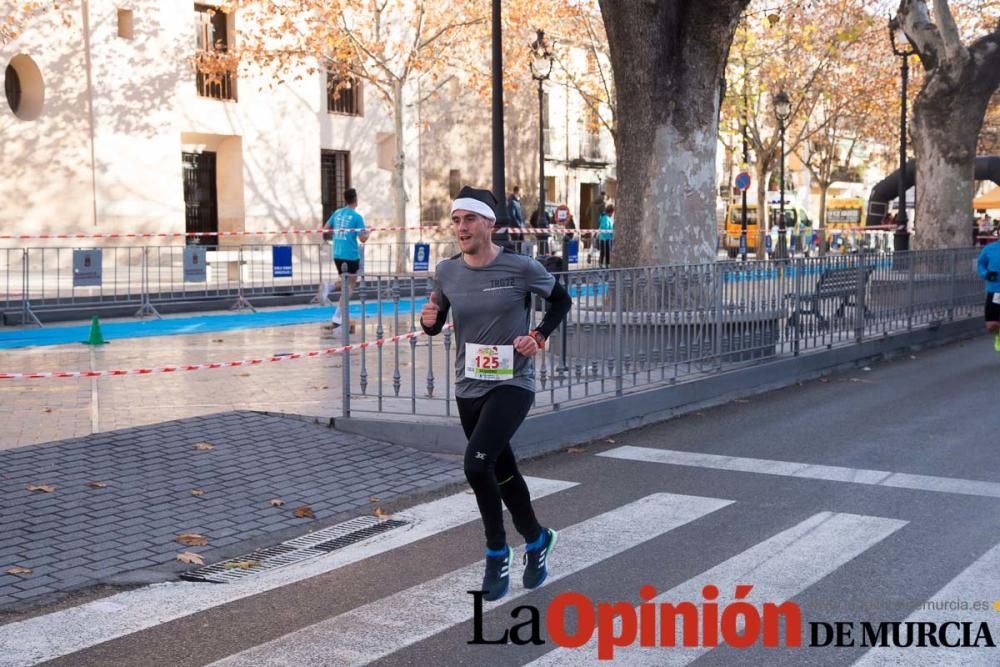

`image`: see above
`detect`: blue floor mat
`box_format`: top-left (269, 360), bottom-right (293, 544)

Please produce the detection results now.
top-left (0, 299), bottom-right (426, 350)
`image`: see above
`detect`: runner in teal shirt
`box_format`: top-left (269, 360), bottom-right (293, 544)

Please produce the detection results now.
top-left (324, 188), bottom-right (368, 326)
top-left (597, 204), bottom-right (614, 267)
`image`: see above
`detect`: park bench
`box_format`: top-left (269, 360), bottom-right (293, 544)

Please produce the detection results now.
top-left (787, 266), bottom-right (872, 329)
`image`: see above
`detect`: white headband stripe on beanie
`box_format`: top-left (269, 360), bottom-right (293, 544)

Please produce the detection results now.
top-left (450, 198), bottom-right (496, 222)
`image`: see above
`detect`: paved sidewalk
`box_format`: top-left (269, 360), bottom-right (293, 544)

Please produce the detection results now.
top-left (0, 411), bottom-right (462, 613)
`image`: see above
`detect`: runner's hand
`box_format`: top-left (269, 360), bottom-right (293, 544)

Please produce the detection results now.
top-left (514, 335), bottom-right (539, 358)
top-left (421, 292), bottom-right (440, 328)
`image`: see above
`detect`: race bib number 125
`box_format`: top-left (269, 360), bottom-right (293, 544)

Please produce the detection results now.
top-left (465, 344), bottom-right (514, 381)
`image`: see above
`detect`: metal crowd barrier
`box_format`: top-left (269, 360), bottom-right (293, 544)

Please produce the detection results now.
top-left (715, 228), bottom-right (897, 258)
top-left (334, 248), bottom-right (982, 418)
top-left (0, 232), bottom-right (619, 324)
top-left (0, 240), bottom-right (462, 324)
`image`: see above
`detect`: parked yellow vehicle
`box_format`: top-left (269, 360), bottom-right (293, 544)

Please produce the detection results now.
top-left (724, 203), bottom-right (811, 257)
top-left (723, 203), bottom-right (766, 257)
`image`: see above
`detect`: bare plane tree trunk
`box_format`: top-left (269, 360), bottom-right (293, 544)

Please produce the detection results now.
top-left (898, 0), bottom-right (1000, 249)
top-left (599, 0), bottom-right (749, 268)
top-left (392, 81), bottom-right (408, 274)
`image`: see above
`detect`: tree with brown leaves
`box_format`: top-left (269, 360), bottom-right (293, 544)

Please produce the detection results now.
top-left (896, 0), bottom-right (1000, 248)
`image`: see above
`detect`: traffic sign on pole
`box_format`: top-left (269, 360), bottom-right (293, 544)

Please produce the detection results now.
top-left (735, 172), bottom-right (751, 192)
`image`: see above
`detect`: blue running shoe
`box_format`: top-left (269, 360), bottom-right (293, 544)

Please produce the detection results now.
top-left (523, 528), bottom-right (558, 590)
top-left (482, 546), bottom-right (512, 601)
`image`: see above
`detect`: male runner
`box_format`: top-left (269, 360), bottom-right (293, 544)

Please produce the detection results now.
top-left (421, 185), bottom-right (572, 601)
top-left (324, 188), bottom-right (368, 327)
top-left (976, 237), bottom-right (1000, 351)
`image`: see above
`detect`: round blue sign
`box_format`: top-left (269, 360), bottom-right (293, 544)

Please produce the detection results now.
top-left (735, 172), bottom-right (751, 192)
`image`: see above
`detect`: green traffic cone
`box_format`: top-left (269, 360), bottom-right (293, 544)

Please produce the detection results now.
top-left (82, 315), bottom-right (107, 345)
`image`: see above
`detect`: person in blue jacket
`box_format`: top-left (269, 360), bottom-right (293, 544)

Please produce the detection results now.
top-left (976, 238), bottom-right (1000, 351)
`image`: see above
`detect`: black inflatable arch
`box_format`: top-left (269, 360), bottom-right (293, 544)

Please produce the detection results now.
top-left (864, 156), bottom-right (1000, 226)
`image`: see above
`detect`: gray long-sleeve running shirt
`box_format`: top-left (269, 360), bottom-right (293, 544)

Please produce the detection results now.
top-left (422, 249), bottom-right (571, 399)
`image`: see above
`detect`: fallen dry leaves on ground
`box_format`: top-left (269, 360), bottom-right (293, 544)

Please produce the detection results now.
top-left (565, 447), bottom-right (586, 454)
top-left (176, 533), bottom-right (209, 546)
top-left (5, 566), bottom-right (32, 575)
top-left (223, 560), bottom-right (260, 570)
top-left (191, 489), bottom-right (205, 497)
top-left (176, 552), bottom-right (205, 565)
top-left (373, 507), bottom-right (390, 521)
top-left (86, 481), bottom-right (109, 489)
top-left (293, 506), bottom-right (316, 519)
top-left (269, 498), bottom-right (285, 507)
top-left (191, 442), bottom-right (215, 451)
top-left (26, 484), bottom-right (55, 493)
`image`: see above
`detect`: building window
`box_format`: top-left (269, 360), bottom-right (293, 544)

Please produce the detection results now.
top-left (4, 55), bottom-right (43, 120)
top-left (327, 74), bottom-right (362, 116)
top-left (321, 150), bottom-right (351, 223)
top-left (117, 9), bottom-right (134, 39)
top-left (541, 91), bottom-right (552, 157)
top-left (182, 151), bottom-right (219, 246)
top-left (581, 108), bottom-right (602, 160)
top-left (545, 176), bottom-right (557, 204)
top-left (5, 65), bottom-right (21, 115)
top-left (195, 4), bottom-right (236, 101)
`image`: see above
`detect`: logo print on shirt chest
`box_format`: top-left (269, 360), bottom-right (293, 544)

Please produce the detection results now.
top-left (484, 278), bottom-right (517, 292)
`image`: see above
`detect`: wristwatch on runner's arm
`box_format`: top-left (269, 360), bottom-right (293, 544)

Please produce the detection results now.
top-left (528, 330), bottom-right (546, 349)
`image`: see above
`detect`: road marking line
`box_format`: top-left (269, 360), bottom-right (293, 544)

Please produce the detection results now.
top-left (600, 446), bottom-right (1000, 499)
top-left (208, 492), bottom-right (734, 667)
top-left (0, 477), bottom-right (576, 667)
top-left (853, 543), bottom-right (1000, 666)
top-left (529, 511), bottom-right (906, 665)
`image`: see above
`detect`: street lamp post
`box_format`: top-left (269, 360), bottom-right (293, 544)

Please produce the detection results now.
top-left (889, 16), bottom-right (915, 253)
top-left (773, 90), bottom-right (791, 260)
top-left (740, 50), bottom-right (750, 262)
top-left (491, 0), bottom-right (506, 211)
top-left (529, 30), bottom-right (566, 373)
top-left (530, 29), bottom-right (554, 251)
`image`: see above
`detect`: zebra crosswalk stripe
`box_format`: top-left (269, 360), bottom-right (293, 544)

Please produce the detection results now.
top-left (0, 477), bottom-right (576, 667)
top-left (599, 446), bottom-right (1000, 499)
top-left (207, 492), bottom-right (735, 667)
top-left (528, 511), bottom-right (906, 665)
top-left (852, 542), bottom-right (1000, 666)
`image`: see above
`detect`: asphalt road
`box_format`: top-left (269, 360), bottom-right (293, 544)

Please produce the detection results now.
top-left (4, 333), bottom-right (1000, 666)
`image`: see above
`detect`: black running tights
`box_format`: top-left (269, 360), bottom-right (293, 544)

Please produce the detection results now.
top-left (456, 385), bottom-right (542, 551)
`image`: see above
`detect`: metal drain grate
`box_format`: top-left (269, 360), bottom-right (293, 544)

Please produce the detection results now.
top-left (282, 516), bottom-right (398, 550)
top-left (313, 519), bottom-right (408, 552)
top-left (180, 516), bottom-right (410, 583)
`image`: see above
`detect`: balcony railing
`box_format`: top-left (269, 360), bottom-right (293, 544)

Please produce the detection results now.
top-left (580, 134), bottom-right (603, 161)
top-left (196, 69), bottom-right (236, 102)
top-left (542, 128), bottom-right (555, 157)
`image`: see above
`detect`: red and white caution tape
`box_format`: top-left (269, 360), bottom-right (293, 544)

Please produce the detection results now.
top-left (0, 226), bottom-right (600, 241)
top-left (0, 228), bottom-right (411, 240)
top-left (0, 325), bottom-right (453, 380)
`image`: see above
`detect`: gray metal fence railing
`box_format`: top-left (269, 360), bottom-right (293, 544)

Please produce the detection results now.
top-left (0, 233), bottom-right (630, 324)
top-left (334, 248), bottom-right (982, 419)
top-left (0, 240), bottom-right (465, 323)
